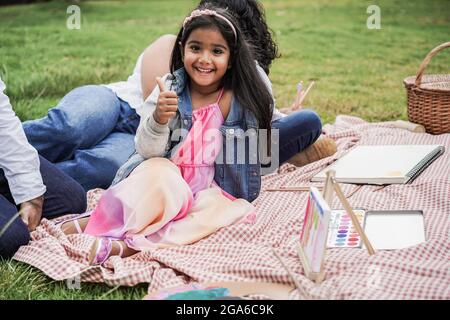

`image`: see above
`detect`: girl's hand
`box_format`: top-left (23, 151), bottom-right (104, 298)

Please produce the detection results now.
top-left (153, 77), bottom-right (178, 125)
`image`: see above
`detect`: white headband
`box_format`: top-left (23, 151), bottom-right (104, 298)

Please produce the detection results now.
top-left (182, 9), bottom-right (237, 43)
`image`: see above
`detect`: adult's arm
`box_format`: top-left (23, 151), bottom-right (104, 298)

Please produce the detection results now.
top-left (0, 78), bottom-right (46, 231)
top-left (141, 34), bottom-right (177, 101)
top-left (0, 78), bottom-right (46, 205)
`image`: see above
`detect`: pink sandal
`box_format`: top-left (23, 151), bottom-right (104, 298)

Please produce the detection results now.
top-left (89, 237), bottom-right (124, 265)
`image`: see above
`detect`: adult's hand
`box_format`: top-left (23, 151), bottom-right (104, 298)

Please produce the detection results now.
top-left (153, 77), bottom-right (178, 125)
top-left (19, 195), bottom-right (44, 232)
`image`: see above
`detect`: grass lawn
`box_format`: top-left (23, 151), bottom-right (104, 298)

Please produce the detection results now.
top-left (0, 0), bottom-right (449, 299)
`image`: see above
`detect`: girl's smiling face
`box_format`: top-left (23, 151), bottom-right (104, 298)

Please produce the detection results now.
top-left (183, 27), bottom-right (231, 93)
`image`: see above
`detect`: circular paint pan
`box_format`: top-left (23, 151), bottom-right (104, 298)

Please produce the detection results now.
top-left (347, 242), bottom-right (358, 246)
top-left (337, 234), bottom-right (347, 238)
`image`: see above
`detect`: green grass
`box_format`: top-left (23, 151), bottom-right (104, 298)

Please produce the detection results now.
top-left (0, 0), bottom-right (449, 299)
top-left (0, 259), bottom-right (148, 299)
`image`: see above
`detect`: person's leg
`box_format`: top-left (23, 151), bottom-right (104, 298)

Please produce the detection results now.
top-left (106, 240), bottom-right (137, 258)
top-left (23, 85), bottom-right (122, 163)
top-left (56, 132), bottom-right (137, 191)
top-left (0, 156), bottom-right (86, 220)
top-left (0, 156), bottom-right (86, 258)
top-left (60, 216), bottom-right (90, 234)
top-left (0, 169), bottom-right (12, 203)
top-left (114, 99), bottom-right (141, 135)
top-left (0, 196), bottom-right (29, 259)
top-left (38, 156), bottom-right (87, 219)
top-left (271, 109), bottom-right (322, 165)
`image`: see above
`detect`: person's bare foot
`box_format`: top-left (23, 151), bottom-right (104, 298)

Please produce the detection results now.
top-left (88, 238), bottom-right (138, 265)
top-left (88, 237), bottom-right (114, 265)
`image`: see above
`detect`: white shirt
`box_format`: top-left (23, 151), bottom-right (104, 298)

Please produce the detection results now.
top-left (0, 78), bottom-right (46, 205)
top-left (103, 53), bottom-right (145, 112)
top-left (104, 52), bottom-right (285, 121)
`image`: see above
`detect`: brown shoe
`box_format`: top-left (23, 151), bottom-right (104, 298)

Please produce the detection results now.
top-left (287, 136), bottom-right (337, 167)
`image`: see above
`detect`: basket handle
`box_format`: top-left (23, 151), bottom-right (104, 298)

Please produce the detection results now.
top-left (414, 41), bottom-right (450, 87)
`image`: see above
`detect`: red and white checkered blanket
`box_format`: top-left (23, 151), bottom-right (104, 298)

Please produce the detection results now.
top-left (13, 116), bottom-right (450, 299)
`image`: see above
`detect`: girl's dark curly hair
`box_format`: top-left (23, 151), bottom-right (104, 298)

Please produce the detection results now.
top-left (198, 0), bottom-right (280, 75)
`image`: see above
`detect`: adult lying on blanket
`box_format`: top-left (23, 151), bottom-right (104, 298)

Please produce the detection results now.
top-left (59, 6), bottom-right (306, 265)
top-left (0, 77), bottom-right (86, 259)
top-left (22, 0), bottom-right (327, 192)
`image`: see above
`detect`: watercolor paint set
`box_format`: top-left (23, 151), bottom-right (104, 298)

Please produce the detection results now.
top-left (326, 209), bottom-right (426, 250)
top-left (327, 209), bottom-right (366, 248)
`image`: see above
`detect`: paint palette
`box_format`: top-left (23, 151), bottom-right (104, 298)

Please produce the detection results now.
top-left (327, 209), bottom-right (366, 248)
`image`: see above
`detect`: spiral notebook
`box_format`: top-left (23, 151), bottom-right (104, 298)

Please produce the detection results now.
top-left (312, 145), bottom-right (445, 184)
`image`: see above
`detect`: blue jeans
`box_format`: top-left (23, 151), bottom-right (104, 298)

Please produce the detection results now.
top-left (23, 85), bottom-right (140, 191)
top-left (0, 156), bottom-right (87, 259)
top-left (272, 109), bottom-right (322, 165)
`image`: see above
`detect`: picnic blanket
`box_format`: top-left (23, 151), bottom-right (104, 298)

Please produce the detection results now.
top-left (13, 115), bottom-right (450, 300)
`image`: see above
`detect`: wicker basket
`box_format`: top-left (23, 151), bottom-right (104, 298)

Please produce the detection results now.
top-left (403, 42), bottom-right (450, 134)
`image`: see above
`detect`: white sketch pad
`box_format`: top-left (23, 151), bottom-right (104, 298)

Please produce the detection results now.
top-left (363, 211), bottom-right (426, 250)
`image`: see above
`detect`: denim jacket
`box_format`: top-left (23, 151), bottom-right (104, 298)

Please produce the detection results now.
top-left (112, 68), bottom-right (266, 202)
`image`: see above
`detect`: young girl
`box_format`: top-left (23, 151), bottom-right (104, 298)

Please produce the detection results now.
top-left (22, 0), bottom-right (282, 192)
top-left (61, 6), bottom-right (274, 265)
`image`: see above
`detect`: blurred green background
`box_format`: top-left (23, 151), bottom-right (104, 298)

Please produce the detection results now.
top-left (0, 0), bottom-right (449, 299)
top-left (1, 0), bottom-right (449, 124)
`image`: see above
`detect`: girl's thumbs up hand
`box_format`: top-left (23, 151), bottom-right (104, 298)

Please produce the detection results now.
top-left (154, 77), bottom-right (178, 125)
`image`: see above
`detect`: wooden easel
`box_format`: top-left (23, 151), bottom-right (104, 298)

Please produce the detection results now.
top-left (297, 244), bottom-right (327, 284)
top-left (298, 170), bottom-right (375, 283)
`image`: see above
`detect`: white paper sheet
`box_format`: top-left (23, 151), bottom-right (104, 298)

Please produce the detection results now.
top-left (363, 211), bottom-right (426, 250)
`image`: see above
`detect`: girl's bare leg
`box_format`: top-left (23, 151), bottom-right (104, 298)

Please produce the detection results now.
top-left (60, 217), bottom-right (90, 234)
top-left (110, 240), bottom-right (138, 257)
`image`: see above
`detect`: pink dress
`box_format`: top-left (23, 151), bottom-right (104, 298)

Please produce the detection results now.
top-left (171, 88), bottom-right (237, 202)
top-left (84, 88), bottom-right (256, 251)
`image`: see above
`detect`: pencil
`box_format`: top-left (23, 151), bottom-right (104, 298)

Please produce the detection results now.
top-left (294, 81), bottom-right (303, 107)
top-left (296, 81), bottom-right (315, 107)
top-left (265, 186), bottom-right (323, 192)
